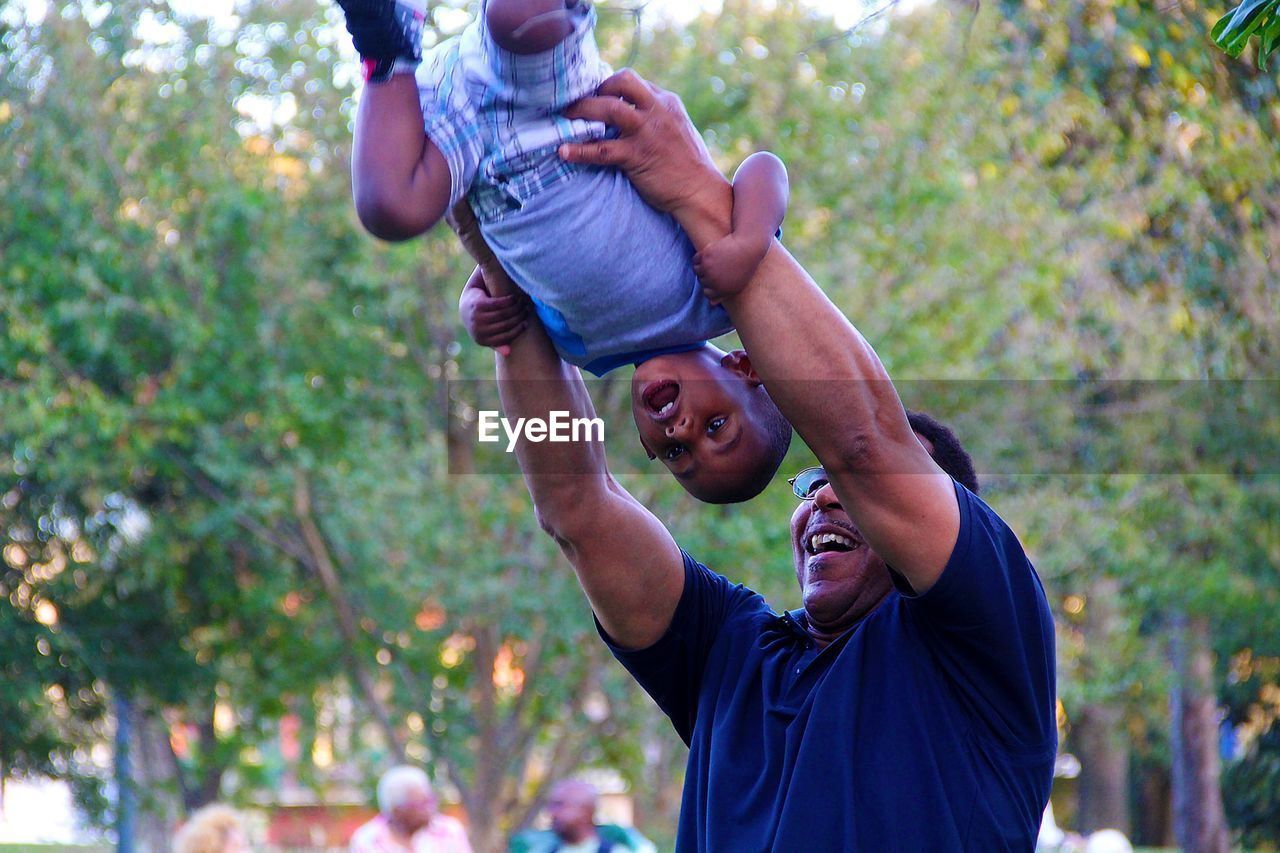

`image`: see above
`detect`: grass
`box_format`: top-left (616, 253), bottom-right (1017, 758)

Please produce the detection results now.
top-left (0, 846), bottom-right (110, 852)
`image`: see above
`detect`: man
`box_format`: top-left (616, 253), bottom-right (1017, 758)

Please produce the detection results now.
top-left (509, 779), bottom-right (656, 853)
top-left (349, 765), bottom-right (473, 853)
top-left (485, 70), bottom-right (1056, 850)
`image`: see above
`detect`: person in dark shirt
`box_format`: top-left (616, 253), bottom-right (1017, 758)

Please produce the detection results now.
top-left (483, 69), bottom-right (1057, 852)
top-left (509, 779), bottom-right (656, 853)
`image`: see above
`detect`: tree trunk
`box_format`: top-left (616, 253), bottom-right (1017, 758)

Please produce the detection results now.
top-left (172, 704), bottom-right (225, 813)
top-left (630, 723), bottom-right (685, 841)
top-left (293, 472), bottom-right (408, 761)
top-left (1074, 702), bottom-right (1130, 834)
top-left (116, 697), bottom-right (184, 853)
top-left (1134, 763), bottom-right (1175, 848)
top-left (1169, 614), bottom-right (1229, 853)
top-left (1074, 576), bottom-right (1130, 835)
top-left (114, 696), bottom-right (136, 853)
top-left (464, 623), bottom-right (505, 853)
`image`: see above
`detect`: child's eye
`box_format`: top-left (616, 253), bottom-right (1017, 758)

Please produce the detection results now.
top-left (664, 444), bottom-right (686, 461)
top-left (708, 416), bottom-right (727, 434)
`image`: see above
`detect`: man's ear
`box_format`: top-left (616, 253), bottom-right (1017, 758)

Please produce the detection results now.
top-left (721, 350), bottom-right (763, 387)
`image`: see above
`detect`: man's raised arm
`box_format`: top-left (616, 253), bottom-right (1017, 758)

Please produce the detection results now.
top-left (463, 258), bottom-right (685, 649)
top-left (561, 72), bottom-right (959, 593)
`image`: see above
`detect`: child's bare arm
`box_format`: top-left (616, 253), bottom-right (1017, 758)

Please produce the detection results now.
top-left (729, 151), bottom-right (789, 248)
top-left (352, 74), bottom-right (453, 241)
top-left (693, 152), bottom-right (789, 303)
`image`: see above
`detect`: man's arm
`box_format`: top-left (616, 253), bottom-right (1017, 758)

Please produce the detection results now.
top-left (490, 269), bottom-right (684, 647)
top-left (561, 72), bottom-right (958, 592)
top-left (448, 202), bottom-right (685, 648)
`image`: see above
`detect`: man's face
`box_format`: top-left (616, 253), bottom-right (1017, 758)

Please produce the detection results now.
top-left (391, 785), bottom-right (437, 833)
top-left (789, 434), bottom-right (936, 635)
top-left (790, 477), bottom-right (893, 633)
top-left (630, 348), bottom-right (771, 499)
top-left (546, 783), bottom-right (596, 842)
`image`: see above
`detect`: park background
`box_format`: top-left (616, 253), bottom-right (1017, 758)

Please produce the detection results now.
top-left (2, 0), bottom-right (1279, 849)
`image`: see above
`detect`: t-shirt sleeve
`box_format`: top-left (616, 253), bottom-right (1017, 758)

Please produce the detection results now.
top-left (597, 550), bottom-right (759, 745)
top-left (416, 35), bottom-right (486, 210)
top-left (895, 480), bottom-right (1057, 753)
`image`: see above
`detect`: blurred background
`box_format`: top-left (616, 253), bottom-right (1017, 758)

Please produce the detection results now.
top-left (1, 0), bottom-right (1278, 850)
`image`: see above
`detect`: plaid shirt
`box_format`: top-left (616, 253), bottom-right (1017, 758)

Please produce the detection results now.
top-left (416, 3), bottom-right (611, 220)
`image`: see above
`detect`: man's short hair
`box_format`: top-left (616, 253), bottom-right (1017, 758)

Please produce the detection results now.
top-left (377, 765), bottom-right (431, 815)
top-left (906, 410), bottom-right (979, 494)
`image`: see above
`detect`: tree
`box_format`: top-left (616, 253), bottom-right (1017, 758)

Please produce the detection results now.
top-left (4, 0), bottom-right (1278, 849)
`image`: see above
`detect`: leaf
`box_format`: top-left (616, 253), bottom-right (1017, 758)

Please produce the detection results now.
top-left (1212, 0), bottom-right (1280, 57)
top-left (1258, 10), bottom-right (1280, 68)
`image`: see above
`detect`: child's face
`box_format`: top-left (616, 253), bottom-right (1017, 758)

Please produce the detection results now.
top-left (630, 348), bottom-right (778, 502)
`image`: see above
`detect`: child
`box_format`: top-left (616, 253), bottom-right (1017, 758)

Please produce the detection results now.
top-left (335, 0), bottom-right (792, 502)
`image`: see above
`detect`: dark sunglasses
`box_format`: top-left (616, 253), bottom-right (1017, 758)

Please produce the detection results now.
top-left (787, 466), bottom-right (829, 500)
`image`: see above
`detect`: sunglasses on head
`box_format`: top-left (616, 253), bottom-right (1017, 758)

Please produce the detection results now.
top-left (787, 466), bottom-right (829, 500)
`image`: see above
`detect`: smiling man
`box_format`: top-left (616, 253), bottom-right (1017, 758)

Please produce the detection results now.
top-left (485, 70), bottom-right (1056, 852)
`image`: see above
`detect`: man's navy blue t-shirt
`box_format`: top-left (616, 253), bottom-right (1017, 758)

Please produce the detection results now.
top-left (600, 481), bottom-right (1057, 852)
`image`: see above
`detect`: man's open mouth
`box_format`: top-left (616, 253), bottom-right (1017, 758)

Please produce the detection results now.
top-left (804, 525), bottom-right (861, 555)
top-left (642, 380), bottom-right (680, 419)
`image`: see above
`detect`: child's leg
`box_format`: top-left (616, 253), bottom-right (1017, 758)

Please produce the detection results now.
top-left (353, 74), bottom-right (452, 241)
top-left (335, 0), bottom-right (451, 240)
top-left (485, 0), bottom-right (577, 54)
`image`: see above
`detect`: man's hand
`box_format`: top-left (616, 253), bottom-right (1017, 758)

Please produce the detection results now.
top-left (694, 232), bottom-right (771, 305)
top-left (459, 269), bottom-right (530, 357)
top-left (559, 70), bottom-right (730, 233)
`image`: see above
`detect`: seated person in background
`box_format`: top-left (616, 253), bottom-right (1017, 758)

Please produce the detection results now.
top-left (173, 804), bottom-right (250, 853)
top-left (332, 0), bottom-right (793, 502)
top-left (509, 779), bottom-right (656, 853)
top-left (349, 765), bottom-right (472, 853)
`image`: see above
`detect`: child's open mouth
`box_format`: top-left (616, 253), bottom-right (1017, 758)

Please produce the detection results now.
top-left (642, 380), bottom-right (680, 419)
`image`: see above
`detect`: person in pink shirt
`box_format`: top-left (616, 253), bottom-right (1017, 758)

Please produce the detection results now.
top-left (349, 765), bottom-right (473, 853)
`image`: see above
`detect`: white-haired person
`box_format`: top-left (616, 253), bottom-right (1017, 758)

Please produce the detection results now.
top-left (349, 765), bottom-right (473, 853)
top-left (173, 804), bottom-right (250, 853)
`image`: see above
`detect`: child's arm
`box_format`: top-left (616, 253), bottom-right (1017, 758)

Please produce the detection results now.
top-left (692, 152), bottom-right (789, 304)
top-left (352, 75), bottom-right (453, 242)
top-left (459, 270), bottom-right (532, 357)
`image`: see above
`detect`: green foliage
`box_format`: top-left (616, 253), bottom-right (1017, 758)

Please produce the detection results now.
top-left (1223, 721), bottom-right (1280, 847)
top-left (1213, 0), bottom-right (1280, 68)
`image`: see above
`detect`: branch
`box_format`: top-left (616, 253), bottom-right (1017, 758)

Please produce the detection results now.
top-left (292, 470), bottom-right (408, 760)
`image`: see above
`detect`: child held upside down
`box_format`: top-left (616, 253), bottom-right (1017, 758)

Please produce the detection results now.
top-left (335, 0), bottom-right (793, 502)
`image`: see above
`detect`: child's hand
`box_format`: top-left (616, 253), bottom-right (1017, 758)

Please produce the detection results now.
top-left (693, 232), bottom-right (771, 305)
top-left (459, 270), bottom-right (531, 356)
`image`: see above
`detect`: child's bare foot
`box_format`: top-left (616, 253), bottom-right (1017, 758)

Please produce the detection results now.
top-left (693, 232), bottom-right (771, 305)
top-left (335, 0), bottom-right (427, 81)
